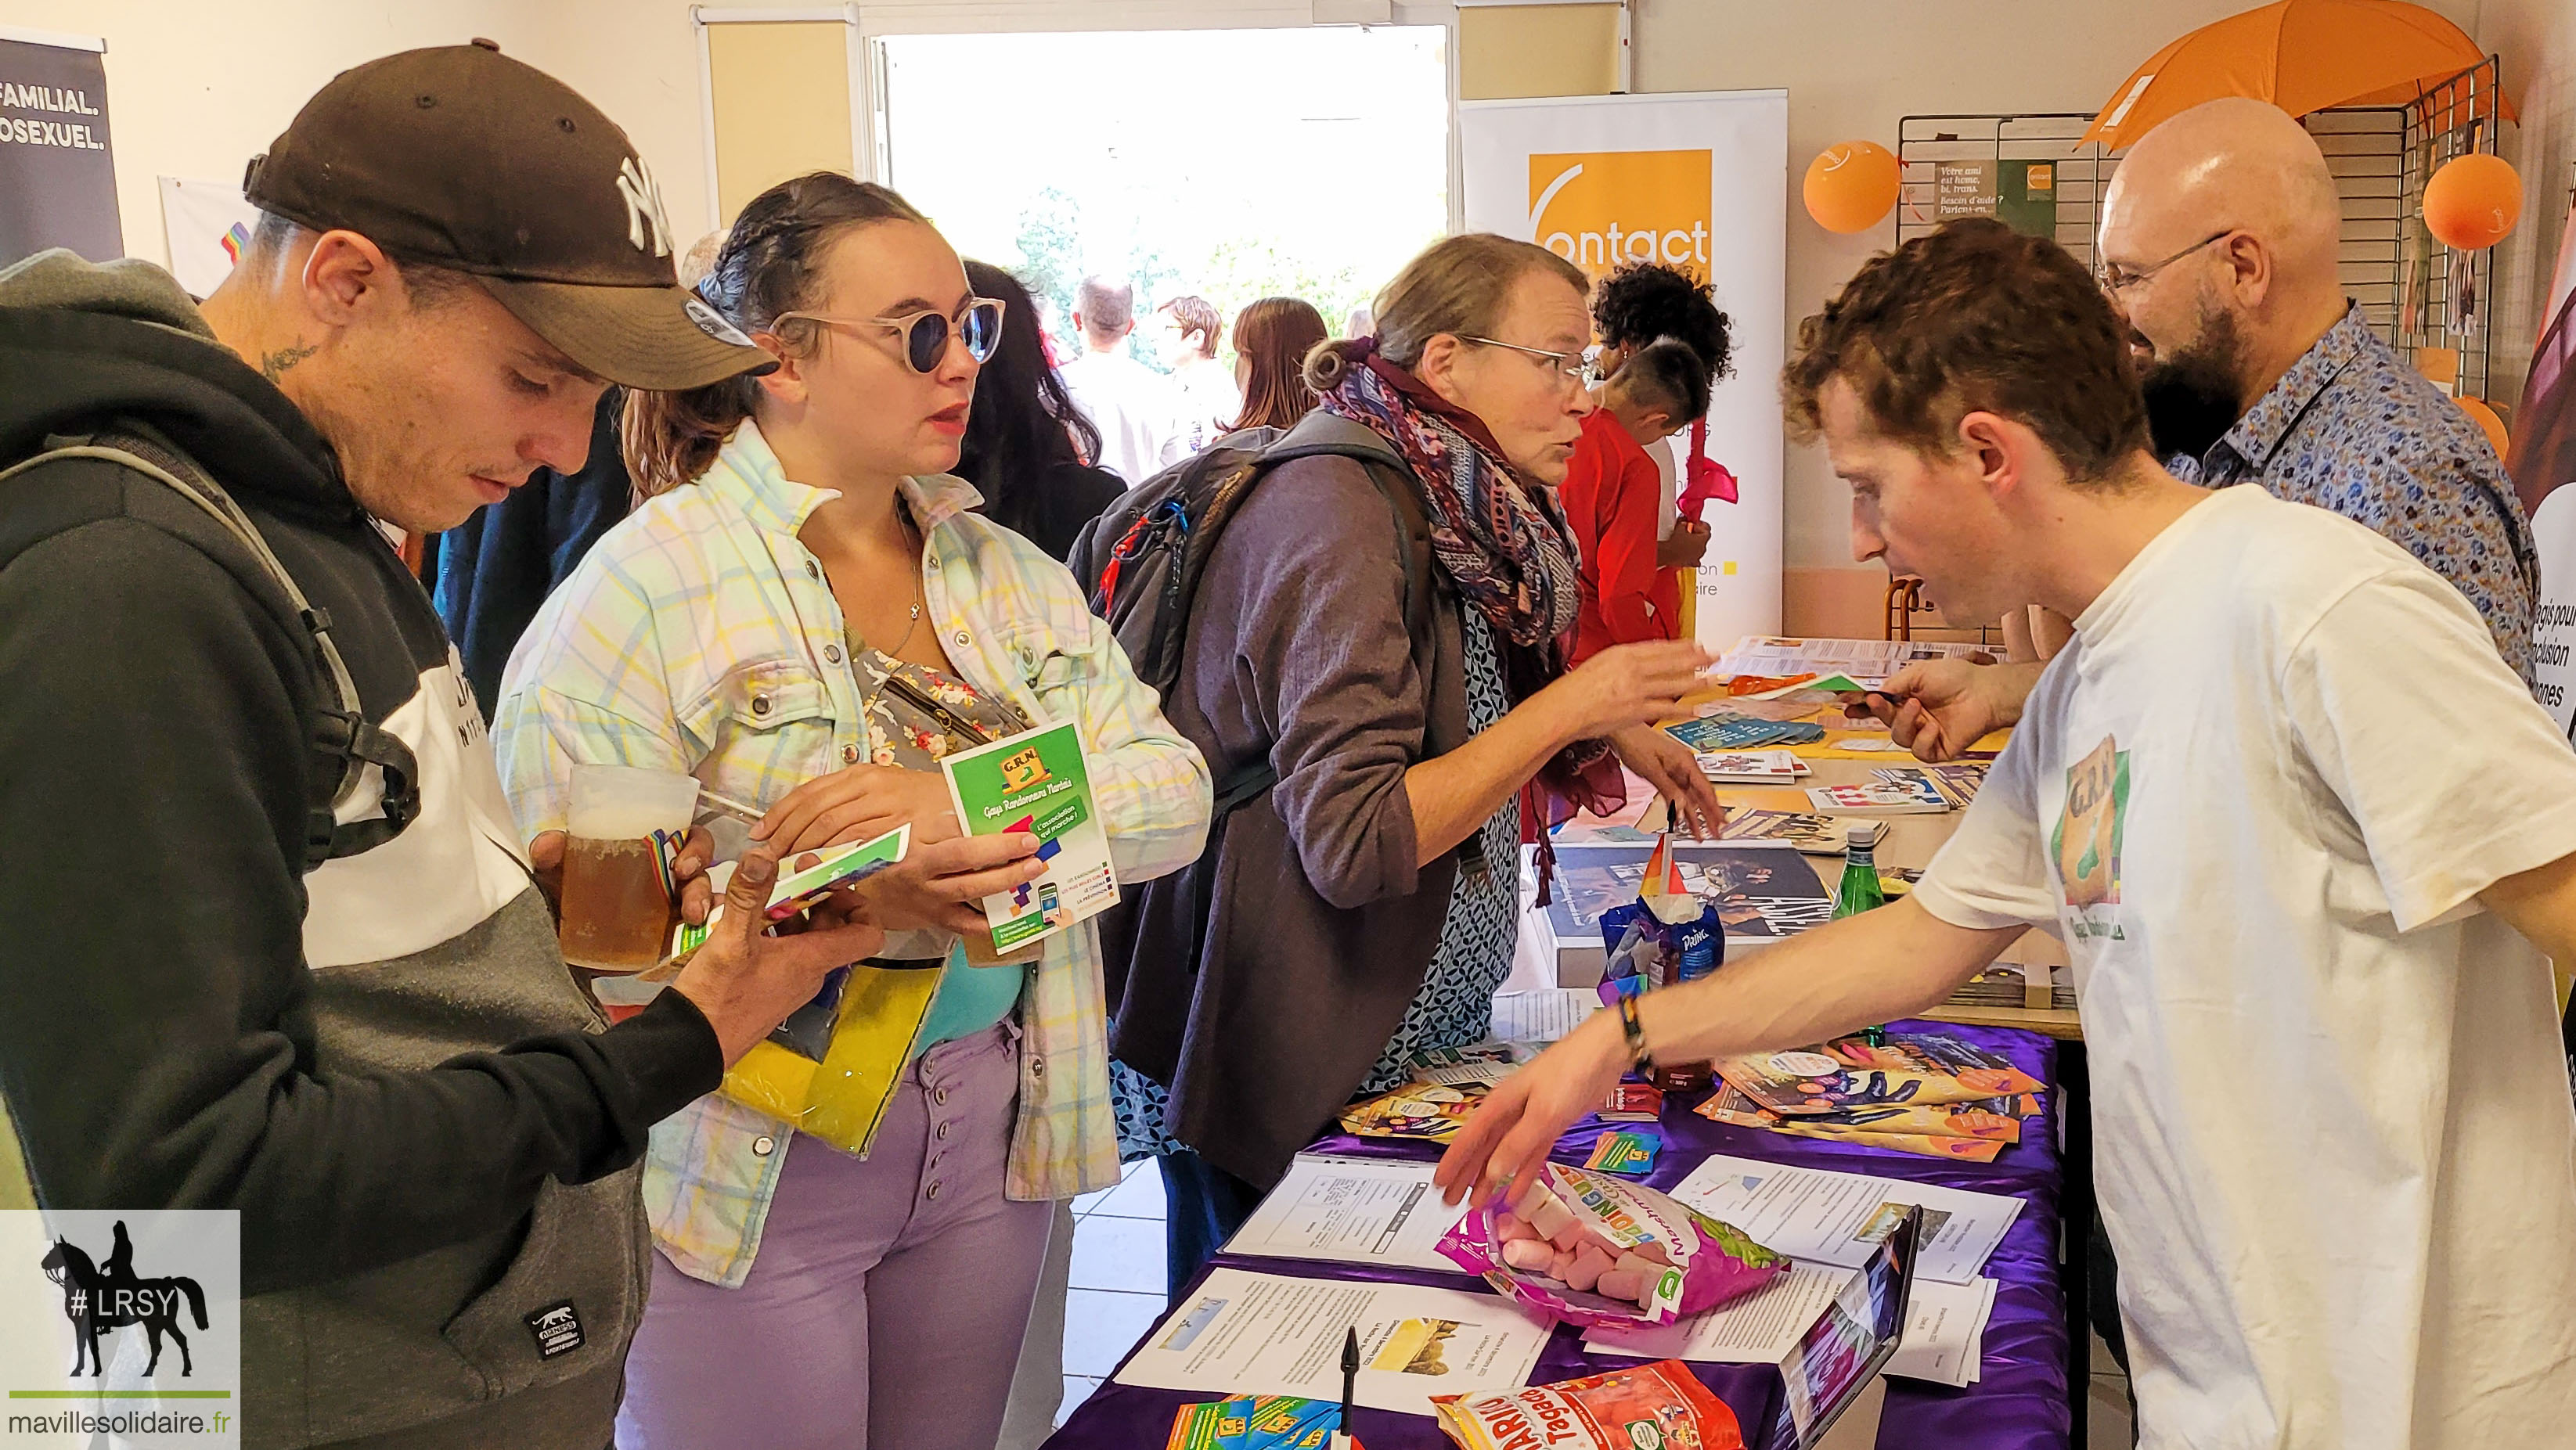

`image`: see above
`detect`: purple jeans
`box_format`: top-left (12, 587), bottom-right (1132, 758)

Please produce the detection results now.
top-left (614, 1023), bottom-right (1054, 1450)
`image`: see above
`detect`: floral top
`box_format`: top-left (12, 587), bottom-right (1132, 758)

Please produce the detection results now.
top-left (843, 639), bottom-right (1036, 1049)
top-left (2169, 304), bottom-right (2538, 683)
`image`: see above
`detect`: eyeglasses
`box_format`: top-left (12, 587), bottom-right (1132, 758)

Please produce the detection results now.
top-left (1460, 335), bottom-right (1598, 386)
top-left (769, 297), bottom-right (1007, 373)
top-left (2100, 231), bottom-right (2234, 297)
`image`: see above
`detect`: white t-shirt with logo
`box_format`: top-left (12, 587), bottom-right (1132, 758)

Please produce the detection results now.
top-left (1914, 485), bottom-right (2576, 1449)
top-left (1057, 349), bottom-right (1169, 488)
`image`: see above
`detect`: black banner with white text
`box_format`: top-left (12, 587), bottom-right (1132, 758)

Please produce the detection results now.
top-left (0, 33), bottom-right (119, 266)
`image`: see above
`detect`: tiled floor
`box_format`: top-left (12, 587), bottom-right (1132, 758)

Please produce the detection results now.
top-left (2088, 1329), bottom-right (2136, 1448)
top-left (1054, 1161), bottom-right (2139, 1446)
top-left (1056, 1159), bottom-right (1169, 1424)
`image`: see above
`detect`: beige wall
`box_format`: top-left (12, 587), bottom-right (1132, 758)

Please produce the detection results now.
top-left (1, 0), bottom-right (546, 264)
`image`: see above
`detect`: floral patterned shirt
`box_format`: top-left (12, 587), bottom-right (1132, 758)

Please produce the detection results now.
top-left (2169, 304), bottom-right (2538, 683)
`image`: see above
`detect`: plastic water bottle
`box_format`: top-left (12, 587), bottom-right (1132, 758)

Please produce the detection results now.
top-left (1836, 825), bottom-right (1889, 1045)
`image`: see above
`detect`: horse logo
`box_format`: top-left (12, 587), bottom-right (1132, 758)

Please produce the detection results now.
top-left (38, 1222), bottom-right (210, 1377)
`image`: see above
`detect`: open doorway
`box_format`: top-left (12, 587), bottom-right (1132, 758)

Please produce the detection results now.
top-left (880, 25), bottom-right (1450, 370)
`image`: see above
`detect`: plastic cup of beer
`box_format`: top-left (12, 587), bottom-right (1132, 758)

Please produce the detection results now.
top-left (560, 765), bottom-right (701, 971)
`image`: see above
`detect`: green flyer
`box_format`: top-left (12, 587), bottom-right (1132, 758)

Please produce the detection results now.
top-left (939, 719), bottom-right (1120, 952)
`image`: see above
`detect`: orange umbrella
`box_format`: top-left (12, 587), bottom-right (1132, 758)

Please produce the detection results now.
top-left (2084, 0), bottom-right (2514, 149)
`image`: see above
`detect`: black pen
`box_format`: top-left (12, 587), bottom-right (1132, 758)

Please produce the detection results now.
top-left (1333, 1325), bottom-right (1359, 1449)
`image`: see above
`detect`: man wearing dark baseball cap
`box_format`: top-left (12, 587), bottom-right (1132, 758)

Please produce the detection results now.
top-left (0, 41), bottom-right (1036, 1449)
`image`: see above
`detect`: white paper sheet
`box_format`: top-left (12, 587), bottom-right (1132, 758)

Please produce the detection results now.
top-left (1223, 1156), bottom-right (1472, 1273)
top-left (1580, 1265), bottom-right (1994, 1389)
top-left (1490, 988), bottom-right (1599, 1043)
top-left (1113, 1268), bottom-right (1550, 1415)
top-left (1883, 1276), bottom-right (1997, 1388)
top-left (1668, 1154), bottom-right (2023, 1285)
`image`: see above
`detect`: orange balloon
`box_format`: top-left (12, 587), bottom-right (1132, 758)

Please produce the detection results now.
top-left (2422, 153), bottom-right (2521, 251)
top-left (1805, 141), bottom-right (1900, 235)
top-left (2455, 395), bottom-right (2509, 455)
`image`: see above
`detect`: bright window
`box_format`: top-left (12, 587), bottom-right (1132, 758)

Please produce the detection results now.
top-left (881, 25), bottom-right (1449, 367)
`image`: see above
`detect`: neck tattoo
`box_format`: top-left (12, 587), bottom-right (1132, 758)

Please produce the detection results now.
top-left (259, 341), bottom-right (318, 383)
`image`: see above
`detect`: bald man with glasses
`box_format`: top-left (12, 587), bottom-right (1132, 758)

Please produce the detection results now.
top-left (1851, 97), bottom-right (2540, 768)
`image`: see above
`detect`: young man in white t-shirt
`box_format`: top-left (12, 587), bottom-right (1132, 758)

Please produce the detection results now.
top-left (1055, 274), bottom-right (1169, 487)
top-left (1436, 218), bottom-right (2576, 1448)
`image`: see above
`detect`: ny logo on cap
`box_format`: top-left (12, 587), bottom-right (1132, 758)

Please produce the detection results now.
top-left (617, 155), bottom-right (673, 258)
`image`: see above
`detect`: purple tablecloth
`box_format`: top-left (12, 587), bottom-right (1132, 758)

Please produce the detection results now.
top-left (1044, 1021), bottom-right (2068, 1450)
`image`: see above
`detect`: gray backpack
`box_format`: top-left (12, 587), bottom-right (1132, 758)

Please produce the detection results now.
top-left (1067, 410), bottom-right (1435, 813)
top-left (0, 423), bottom-right (419, 867)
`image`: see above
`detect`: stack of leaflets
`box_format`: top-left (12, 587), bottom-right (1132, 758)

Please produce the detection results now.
top-left (1664, 714), bottom-right (1828, 753)
top-left (1339, 1047), bottom-right (1670, 1146)
top-left (1694, 749), bottom-right (1812, 784)
top-left (1714, 635), bottom-right (1985, 680)
top-left (1336, 1045), bottom-right (1520, 1143)
top-left (1806, 776), bottom-right (1949, 814)
top-left (1871, 762), bottom-right (1986, 808)
top-left (1700, 1033), bottom-right (2046, 1163)
top-left (1717, 810), bottom-right (1886, 855)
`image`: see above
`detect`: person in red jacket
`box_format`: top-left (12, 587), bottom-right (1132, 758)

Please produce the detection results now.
top-left (1561, 338), bottom-right (1714, 663)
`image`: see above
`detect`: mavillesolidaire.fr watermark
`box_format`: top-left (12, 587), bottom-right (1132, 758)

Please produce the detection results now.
top-left (0, 1211), bottom-right (239, 1446)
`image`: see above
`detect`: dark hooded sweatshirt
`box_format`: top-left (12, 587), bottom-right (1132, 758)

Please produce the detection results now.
top-left (0, 250), bottom-right (721, 1448)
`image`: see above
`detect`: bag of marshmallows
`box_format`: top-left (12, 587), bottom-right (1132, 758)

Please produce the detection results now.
top-left (1436, 1163), bottom-right (1785, 1329)
top-left (1434, 1359), bottom-right (1745, 1450)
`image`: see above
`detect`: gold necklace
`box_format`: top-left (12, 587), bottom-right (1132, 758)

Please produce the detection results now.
top-left (887, 502), bottom-right (926, 657)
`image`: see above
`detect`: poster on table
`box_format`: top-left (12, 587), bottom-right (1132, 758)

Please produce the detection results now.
top-left (2513, 203), bottom-right (2576, 737)
top-left (1458, 89), bottom-right (1789, 647)
top-left (0, 27), bottom-right (119, 266)
top-left (159, 176), bottom-right (263, 300)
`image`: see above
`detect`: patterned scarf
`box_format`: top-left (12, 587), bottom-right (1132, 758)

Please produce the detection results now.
top-left (1317, 343), bottom-right (1583, 649)
top-left (1316, 342), bottom-right (1624, 858)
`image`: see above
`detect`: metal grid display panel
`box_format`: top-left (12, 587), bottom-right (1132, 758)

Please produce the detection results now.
top-left (1893, 61), bottom-right (2504, 400)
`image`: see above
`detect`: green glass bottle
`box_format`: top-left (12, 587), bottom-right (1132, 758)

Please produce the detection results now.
top-left (1836, 825), bottom-right (1889, 1045)
top-left (1835, 825), bottom-right (1886, 918)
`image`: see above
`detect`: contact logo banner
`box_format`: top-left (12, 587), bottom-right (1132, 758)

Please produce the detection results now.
top-left (0, 29), bottom-right (121, 267)
top-left (1459, 89), bottom-right (1788, 648)
top-left (0, 1211), bottom-right (240, 1448)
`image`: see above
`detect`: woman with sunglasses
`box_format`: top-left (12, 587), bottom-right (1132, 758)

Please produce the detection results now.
top-left (490, 173), bottom-right (1211, 1450)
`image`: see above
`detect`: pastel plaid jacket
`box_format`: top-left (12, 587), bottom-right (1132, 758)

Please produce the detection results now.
top-left (492, 420), bottom-right (1209, 1286)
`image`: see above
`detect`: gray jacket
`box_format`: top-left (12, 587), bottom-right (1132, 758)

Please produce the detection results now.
top-left (1105, 451), bottom-right (1472, 1188)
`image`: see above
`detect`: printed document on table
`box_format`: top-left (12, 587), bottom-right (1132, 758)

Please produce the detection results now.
top-left (1582, 1264), bottom-right (1996, 1388)
top-left (1224, 1155), bottom-right (1472, 1273)
top-left (1668, 1153), bottom-right (2022, 1284)
top-left (1490, 988), bottom-right (1598, 1043)
top-left (1114, 1267), bottom-right (1549, 1415)
top-left (1884, 1276), bottom-right (1997, 1387)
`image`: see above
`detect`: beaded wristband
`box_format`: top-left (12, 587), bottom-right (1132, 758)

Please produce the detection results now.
top-left (1615, 991), bottom-right (1653, 1073)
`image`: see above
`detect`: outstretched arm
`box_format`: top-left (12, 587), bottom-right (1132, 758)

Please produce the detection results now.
top-left (1434, 896), bottom-right (2021, 1206)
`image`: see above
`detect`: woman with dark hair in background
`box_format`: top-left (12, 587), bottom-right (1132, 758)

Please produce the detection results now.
top-left (1226, 296), bottom-right (1331, 434)
top-left (955, 260), bottom-right (1125, 561)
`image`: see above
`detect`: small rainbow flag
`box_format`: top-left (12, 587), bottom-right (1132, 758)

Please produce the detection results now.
top-left (218, 221), bottom-right (250, 268)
